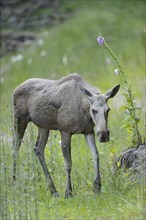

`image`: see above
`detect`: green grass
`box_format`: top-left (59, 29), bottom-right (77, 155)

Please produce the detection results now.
top-left (0, 1), bottom-right (145, 219)
top-left (0, 129), bottom-right (144, 219)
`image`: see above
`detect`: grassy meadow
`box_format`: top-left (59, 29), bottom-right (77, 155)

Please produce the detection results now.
top-left (0, 1), bottom-right (145, 219)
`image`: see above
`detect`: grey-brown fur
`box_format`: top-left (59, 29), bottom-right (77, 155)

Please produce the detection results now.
top-left (12, 73), bottom-right (120, 197)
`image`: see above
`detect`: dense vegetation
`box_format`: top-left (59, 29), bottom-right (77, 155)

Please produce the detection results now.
top-left (0, 1), bottom-right (145, 219)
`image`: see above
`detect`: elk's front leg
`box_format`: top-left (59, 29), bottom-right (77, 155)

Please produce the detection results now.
top-left (61, 132), bottom-right (72, 198)
top-left (85, 132), bottom-right (101, 193)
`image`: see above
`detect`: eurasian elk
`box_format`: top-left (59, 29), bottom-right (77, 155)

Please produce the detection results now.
top-left (12, 73), bottom-right (120, 198)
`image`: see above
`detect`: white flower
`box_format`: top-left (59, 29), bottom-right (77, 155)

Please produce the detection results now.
top-left (11, 54), bottom-right (23, 63)
top-left (0, 77), bottom-right (4, 84)
top-left (28, 58), bottom-right (32, 64)
top-left (38, 39), bottom-right (44, 45)
top-left (106, 57), bottom-right (111, 64)
top-left (40, 50), bottom-right (47, 57)
top-left (43, 31), bottom-right (48, 36)
top-left (136, 105), bottom-right (142, 110)
top-left (62, 55), bottom-right (68, 65)
top-left (114, 69), bottom-right (119, 75)
top-left (59, 140), bottom-right (62, 146)
top-left (17, 54), bottom-right (23, 61)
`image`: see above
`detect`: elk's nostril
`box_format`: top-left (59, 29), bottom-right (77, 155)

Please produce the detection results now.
top-left (97, 130), bottom-right (110, 143)
top-left (97, 131), bottom-right (101, 136)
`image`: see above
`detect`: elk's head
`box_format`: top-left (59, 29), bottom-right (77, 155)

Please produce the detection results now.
top-left (80, 85), bottom-right (120, 142)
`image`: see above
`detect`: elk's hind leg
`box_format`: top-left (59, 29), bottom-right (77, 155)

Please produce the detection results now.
top-left (13, 116), bottom-right (28, 180)
top-left (34, 128), bottom-right (59, 197)
top-left (61, 132), bottom-right (73, 198)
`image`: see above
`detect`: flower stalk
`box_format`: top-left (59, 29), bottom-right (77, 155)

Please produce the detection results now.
top-left (97, 35), bottom-right (142, 146)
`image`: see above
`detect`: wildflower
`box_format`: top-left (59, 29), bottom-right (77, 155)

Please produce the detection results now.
top-left (97, 35), bottom-right (105, 46)
top-left (110, 146), bottom-right (116, 155)
top-left (114, 69), bottom-right (119, 75)
top-left (11, 54), bottom-right (23, 63)
top-left (28, 58), bottom-right (32, 64)
top-left (117, 161), bottom-right (121, 168)
top-left (0, 77), bottom-right (4, 84)
top-left (38, 39), bottom-right (44, 45)
top-left (106, 57), bottom-right (111, 65)
top-left (59, 140), bottom-right (62, 146)
top-left (43, 31), bottom-right (48, 36)
top-left (136, 104), bottom-right (142, 110)
top-left (40, 50), bottom-right (47, 57)
top-left (62, 55), bottom-right (68, 65)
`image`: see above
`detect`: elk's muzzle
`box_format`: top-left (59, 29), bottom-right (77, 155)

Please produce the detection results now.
top-left (97, 130), bottom-right (110, 143)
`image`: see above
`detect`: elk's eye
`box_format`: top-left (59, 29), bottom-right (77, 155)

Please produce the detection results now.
top-left (92, 109), bottom-right (98, 114)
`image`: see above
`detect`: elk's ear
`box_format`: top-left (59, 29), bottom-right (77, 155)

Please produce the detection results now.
top-left (105, 84), bottom-right (120, 101)
top-left (79, 85), bottom-right (93, 100)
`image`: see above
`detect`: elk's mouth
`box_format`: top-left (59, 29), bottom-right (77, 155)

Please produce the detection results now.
top-left (97, 130), bottom-right (110, 143)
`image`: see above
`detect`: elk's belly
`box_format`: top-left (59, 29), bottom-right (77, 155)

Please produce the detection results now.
top-left (29, 105), bottom-right (94, 134)
top-left (29, 106), bottom-right (58, 129)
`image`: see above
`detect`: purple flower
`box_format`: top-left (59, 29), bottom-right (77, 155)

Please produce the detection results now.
top-left (97, 35), bottom-right (105, 46)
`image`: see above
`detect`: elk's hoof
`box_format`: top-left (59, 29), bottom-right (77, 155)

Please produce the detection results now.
top-left (93, 180), bottom-right (101, 194)
top-left (52, 192), bottom-right (60, 198)
top-left (64, 191), bottom-right (73, 199)
top-left (13, 174), bottom-right (16, 181)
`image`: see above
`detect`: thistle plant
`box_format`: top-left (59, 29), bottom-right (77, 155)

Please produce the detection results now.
top-left (97, 34), bottom-right (142, 146)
